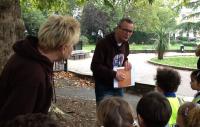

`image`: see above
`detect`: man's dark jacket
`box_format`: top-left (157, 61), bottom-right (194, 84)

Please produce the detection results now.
top-left (91, 32), bottom-right (129, 88)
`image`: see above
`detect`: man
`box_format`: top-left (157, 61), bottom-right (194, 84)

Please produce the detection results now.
top-left (0, 15), bottom-right (80, 121)
top-left (91, 18), bottom-right (134, 104)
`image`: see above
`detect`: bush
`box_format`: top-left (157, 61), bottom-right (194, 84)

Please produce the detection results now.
top-left (177, 36), bottom-right (188, 41)
top-left (182, 42), bottom-right (197, 47)
top-left (176, 36), bottom-right (197, 42)
top-left (170, 40), bottom-right (179, 45)
top-left (80, 35), bottom-right (89, 44)
top-left (129, 31), bottom-right (156, 44)
top-left (86, 35), bottom-right (96, 44)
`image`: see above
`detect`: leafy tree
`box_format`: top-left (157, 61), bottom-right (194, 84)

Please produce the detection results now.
top-left (81, 2), bottom-right (110, 42)
top-left (0, 0), bottom-right (84, 73)
top-left (129, 0), bottom-right (177, 59)
top-left (154, 7), bottom-right (176, 59)
top-left (0, 0), bottom-right (157, 73)
top-left (21, 1), bottom-right (46, 36)
top-left (177, 0), bottom-right (200, 18)
top-left (176, 22), bottom-right (196, 41)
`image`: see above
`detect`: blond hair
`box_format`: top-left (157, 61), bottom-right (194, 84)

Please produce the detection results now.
top-left (188, 104), bottom-right (200, 127)
top-left (38, 15), bottom-right (80, 52)
top-left (177, 102), bottom-right (200, 127)
top-left (97, 96), bottom-right (134, 127)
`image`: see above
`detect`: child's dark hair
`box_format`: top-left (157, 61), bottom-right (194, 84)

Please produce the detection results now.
top-left (155, 67), bottom-right (181, 92)
top-left (136, 91), bottom-right (172, 127)
top-left (191, 69), bottom-right (200, 83)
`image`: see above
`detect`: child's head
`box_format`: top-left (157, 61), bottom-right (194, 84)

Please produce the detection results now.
top-left (97, 96), bottom-right (135, 127)
top-left (136, 91), bottom-right (172, 127)
top-left (190, 69), bottom-right (200, 91)
top-left (155, 67), bottom-right (181, 93)
top-left (177, 102), bottom-right (200, 127)
top-left (188, 104), bottom-right (200, 127)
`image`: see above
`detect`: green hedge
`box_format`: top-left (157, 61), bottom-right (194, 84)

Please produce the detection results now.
top-left (129, 31), bottom-right (156, 44)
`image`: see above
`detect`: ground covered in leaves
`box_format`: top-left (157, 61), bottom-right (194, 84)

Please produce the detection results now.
top-left (52, 71), bottom-right (97, 127)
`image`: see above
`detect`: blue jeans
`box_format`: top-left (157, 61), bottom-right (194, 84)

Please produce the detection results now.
top-left (95, 80), bottom-right (124, 104)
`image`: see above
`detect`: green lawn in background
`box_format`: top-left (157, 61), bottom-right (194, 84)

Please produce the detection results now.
top-left (82, 44), bottom-right (198, 69)
top-left (82, 44), bottom-right (96, 51)
top-left (129, 44), bottom-right (196, 50)
top-left (150, 56), bottom-right (198, 69)
top-left (82, 44), bottom-right (196, 51)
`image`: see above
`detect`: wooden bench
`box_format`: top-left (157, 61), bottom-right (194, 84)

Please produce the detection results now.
top-left (69, 50), bottom-right (90, 60)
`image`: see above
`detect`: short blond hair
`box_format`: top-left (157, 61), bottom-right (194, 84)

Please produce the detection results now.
top-left (38, 15), bottom-right (80, 51)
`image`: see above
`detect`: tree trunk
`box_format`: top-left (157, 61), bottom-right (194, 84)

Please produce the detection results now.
top-left (158, 51), bottom-right (164, 60)
top-left (0, 0), bottom-right (24, 73)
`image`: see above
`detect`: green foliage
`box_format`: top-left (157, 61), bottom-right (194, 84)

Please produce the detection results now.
top-left (87, 35), bottom-right (97, 43)
top-left (170, 40), bottom-right (179, 45)
top-left (80, 2), bottom-right (111, 40)
top-left (177, 0), bottom-right (200, 16)
top-left (103, 0), bottom-right (114, 8)
top-left (177, 36), bottom-right (188, 41)
top-left (80, 35), bottom-right (89, 44)
top-left (154, 32), bottom-right (169, 52)
top-left (176, 22), bottom-right (196, 38)
top-left (182, 42), bottom-right (197, 47)
top-left (129, 31), bottom-right (156, 44)
top-left (20, 0), bottom-right (81, 15)
top-left (82, 44), bottom-right (95, 51)
top-left (82, 43), bottom-right (196, 51)
top-left (21, 1), bottom-right (46, 36)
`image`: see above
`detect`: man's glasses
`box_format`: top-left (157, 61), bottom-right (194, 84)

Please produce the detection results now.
top-left (119, 27), bottom-right (133, 33)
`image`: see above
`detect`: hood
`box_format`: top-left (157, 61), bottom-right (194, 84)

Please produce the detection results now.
top-left (13, 36), bottom-right (53, 72)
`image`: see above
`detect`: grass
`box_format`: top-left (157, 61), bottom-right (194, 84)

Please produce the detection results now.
top-left (82, 44), bottom-right (198, 69)
top-left (82, 44), bottom-right (95, 51)
top-left (150, 56), bottom-right (198, 69)
top-left (82, 44), bottom-right (196, 51)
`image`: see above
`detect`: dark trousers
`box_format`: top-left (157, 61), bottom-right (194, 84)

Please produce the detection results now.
top-left (95, 80), bottom-right (124, 105)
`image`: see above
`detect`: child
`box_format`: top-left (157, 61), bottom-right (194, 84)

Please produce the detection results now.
top-left (176, 102), bottom-right (200, 127)
top-left (155, 67), bottom-right (182, 127)
top-left (136, 91), bottom-right (172, 127)
top-left (190, 69), bottom-right (200, 104)
top-left (97, 96), bottom-right (136, 127)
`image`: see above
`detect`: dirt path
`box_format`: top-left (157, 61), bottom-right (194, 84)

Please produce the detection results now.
top-left (53, 72), bottom-right (141, 127)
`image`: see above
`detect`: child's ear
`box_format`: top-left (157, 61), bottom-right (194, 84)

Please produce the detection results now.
top-left (155, 86), bottom-right (164, 93)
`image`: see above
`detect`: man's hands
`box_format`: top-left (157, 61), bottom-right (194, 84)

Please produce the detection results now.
top-left (116, 71), bottom-right (125, 81)
top-left (115, 60), bottom-right (132, 81)
top-left (124, 60), bottom-right (132, 71)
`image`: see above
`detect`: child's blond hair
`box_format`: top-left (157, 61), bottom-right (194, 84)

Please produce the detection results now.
top-left (97, 96), bottom-right (134, 127)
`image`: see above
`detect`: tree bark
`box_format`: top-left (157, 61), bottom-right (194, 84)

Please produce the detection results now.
top-left (0, 0), bottom-right (24, 73)
top-left (158, 51), bottom-right (164, 60)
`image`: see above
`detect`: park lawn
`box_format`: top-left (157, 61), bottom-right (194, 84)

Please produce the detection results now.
top-left (129, 44), bottom-right (195, 50)
top-left (82, 44), bottom-right (95, 51)
top-left (82, 44), bottom-right (195, 51)
top-left (150, 56), bottom-right (198, 69)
